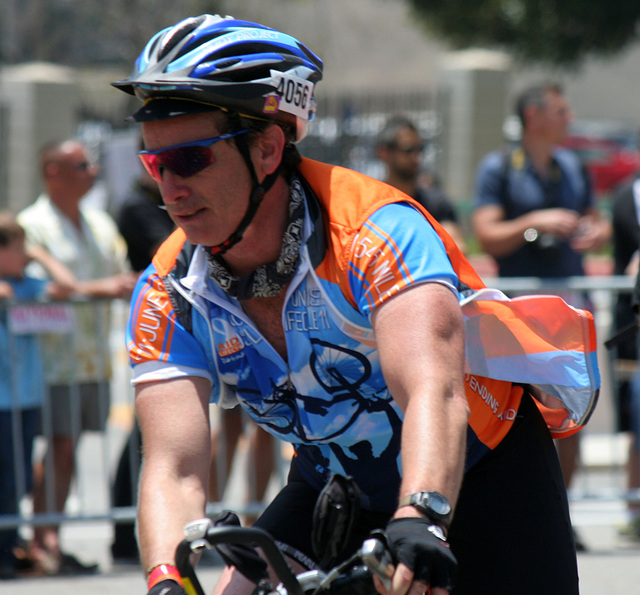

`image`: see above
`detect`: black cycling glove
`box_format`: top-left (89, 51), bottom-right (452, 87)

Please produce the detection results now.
top-left (212, 510), bottom-right (269, 584)
top-left (148, 578), bottom-right (186, 595)
top-left (385, 517), bottom-right (457, 590)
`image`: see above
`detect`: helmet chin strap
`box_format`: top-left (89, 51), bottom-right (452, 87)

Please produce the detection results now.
top-left (208, 132), bottom-right (282, 256)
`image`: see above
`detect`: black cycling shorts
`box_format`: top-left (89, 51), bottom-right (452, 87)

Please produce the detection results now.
top-left (254, 458), bottom-right (391, 570)
top-left (255, 392), bottom-right (578, 594)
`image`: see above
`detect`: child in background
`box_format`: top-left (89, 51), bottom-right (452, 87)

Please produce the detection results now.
top-left (0, 212), bottom-right (75, 579)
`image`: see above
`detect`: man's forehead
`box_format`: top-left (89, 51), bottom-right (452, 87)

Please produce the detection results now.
top-left (142, 110), bottom-right (220, 126)
top-left (59, 141), bottom-right (86, 158)
top-left (542, 90), bottom-right (567, 109)
top-left (141, 112), bottom-right (221, 142)
top-left (395, 127), bottom-right (420, 143)
top-left (128, 97), bottom-right (221, 123)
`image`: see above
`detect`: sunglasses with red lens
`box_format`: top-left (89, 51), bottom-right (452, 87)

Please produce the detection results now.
top-left (139, 130), bottom-right (248, 182)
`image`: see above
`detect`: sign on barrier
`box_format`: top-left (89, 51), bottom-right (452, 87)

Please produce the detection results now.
top-left (8, 303), bottom-right (76, 334)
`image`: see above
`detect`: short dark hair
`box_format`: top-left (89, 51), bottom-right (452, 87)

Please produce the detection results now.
top-left (515, 83), bottom-right (564, 128)
top-left (0, 211), bottom-right (25, 247)
top-left (376, 115), bottom-right (420, 149)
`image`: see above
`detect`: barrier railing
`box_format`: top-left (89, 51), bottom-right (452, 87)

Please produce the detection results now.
top-left (483, 274), bottom-right (640, 505)
top-left (0, 296), bottom-right (289, 532)
top-left (0, 275), bottom-right (637, 533)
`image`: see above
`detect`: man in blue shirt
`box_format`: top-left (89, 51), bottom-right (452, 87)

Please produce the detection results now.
top-left (472, 83), bottom-right (610, 278)
top-left (472, 82), bottom-right (611, 550)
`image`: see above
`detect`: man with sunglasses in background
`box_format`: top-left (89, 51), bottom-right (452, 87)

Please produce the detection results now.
top-left (16, 139), bottom-right (137, 575)
top-left (115, 15), bottom-right (597, 595)
top-left (376, 115), bottom-right (466, 252)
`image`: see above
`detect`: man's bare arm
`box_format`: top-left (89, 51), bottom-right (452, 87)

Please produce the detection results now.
top-left (372, 282), bottom-right (468, 595)
top-left (136, 376), bottom-right (212, 575)
top-left (472, 204), bottom-right (581, 258)
top-left (373, 282), bottom-right (469, 512)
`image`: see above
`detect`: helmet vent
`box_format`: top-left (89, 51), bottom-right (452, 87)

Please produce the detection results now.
top-left (297, 43), bottom-right (323, 73)
top-left (213, 58), bottom-right (242, 70)
top-left (159, 15), bottom-right (207, 60)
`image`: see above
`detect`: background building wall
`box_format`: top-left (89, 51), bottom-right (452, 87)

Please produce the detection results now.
top-left (0, 62), bottom-right (78, 212)
top-left (439, 51), bottom-right (511, 201)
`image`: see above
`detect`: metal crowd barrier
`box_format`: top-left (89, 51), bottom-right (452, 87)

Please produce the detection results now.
top-left (484, 274), bottom-right (640, 505)
top-left (0, 297), bottom-right (288, 533)
top-left (1, 297), bottom-right (133, 531)
top-left (0, 276), bottom-right (637, 533)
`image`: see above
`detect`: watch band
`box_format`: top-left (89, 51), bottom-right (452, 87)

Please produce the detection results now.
top-left (398, 491), bottom-right (452, 530)
top-left (398, 494), bottom-right (414, 508)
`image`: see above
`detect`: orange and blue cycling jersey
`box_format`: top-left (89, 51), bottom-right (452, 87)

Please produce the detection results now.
top-left (127, 158), bottom-right (599, 512)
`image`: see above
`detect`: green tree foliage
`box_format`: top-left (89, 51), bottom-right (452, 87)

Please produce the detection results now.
top-left (408, 0), bottom-right (640, 66)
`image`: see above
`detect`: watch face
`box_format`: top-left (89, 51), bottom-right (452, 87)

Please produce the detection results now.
top-left (405, 492), bottom-right (452, 527)
top-left (425, 492), bottom-right (451, 516)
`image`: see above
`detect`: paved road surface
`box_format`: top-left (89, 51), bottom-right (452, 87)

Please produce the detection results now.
top-left (5, 504), bottom-right (640, 595)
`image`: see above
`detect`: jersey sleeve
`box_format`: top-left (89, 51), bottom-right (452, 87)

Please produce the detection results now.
top-left (126, 266), bottom-right (213, 385)
top-left (347, 202), bottom-right (459, 318)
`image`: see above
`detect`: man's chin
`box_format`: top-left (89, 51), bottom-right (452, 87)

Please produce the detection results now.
top-left (182, 228), bottom-right (226, 250)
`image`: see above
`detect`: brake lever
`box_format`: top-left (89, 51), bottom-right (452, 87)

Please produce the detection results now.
top-left (184, 517), bottom-right (215, 552)
top-left (360, 538), bottom-right (395, 591)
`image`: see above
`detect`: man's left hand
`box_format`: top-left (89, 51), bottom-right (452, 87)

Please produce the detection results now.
top-left (379, 517), bottom-right (457, 595)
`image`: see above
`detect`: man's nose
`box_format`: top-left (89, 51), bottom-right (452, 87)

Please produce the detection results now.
top-left (158, 170), bottom-right (190, 204)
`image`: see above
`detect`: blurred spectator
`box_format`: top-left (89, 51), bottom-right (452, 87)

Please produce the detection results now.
top-left (611, 175), bottom-right (640, 540)
top-left (110, 167), bottom-right (174, 564)
top-left (17, 138), bottom-right (138, 575)
top-left (116, 168), bottom-right (175, 272)
top-left (0, 212), bottom-right (75, 579)
top-left (471, 82), bottom-right (611, 551)
top-left (376, 115), bottom-right (466, 252)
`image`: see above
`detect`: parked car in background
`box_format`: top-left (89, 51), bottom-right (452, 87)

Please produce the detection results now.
top-left (561, 134), bottom-right (640, 197)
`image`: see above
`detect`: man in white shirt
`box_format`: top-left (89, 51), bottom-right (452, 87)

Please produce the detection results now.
top-left (17, 138), bottom-right (137, 575)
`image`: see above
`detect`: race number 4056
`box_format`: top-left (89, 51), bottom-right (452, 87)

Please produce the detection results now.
top-left (270, 70), bottom-right (314, 119)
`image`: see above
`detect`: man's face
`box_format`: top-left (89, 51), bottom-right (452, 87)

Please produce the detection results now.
top-left (536, 90), bottom-right (573, 145)
top-left (142, 113), bottom-right (253, 247)
top-left (55, 142), bottom-right (98, 200)
top-left (384, 127), bottom-right (424, 181)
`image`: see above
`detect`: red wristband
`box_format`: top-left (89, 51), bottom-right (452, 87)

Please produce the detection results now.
top-left (147, 563), bottom-right (183, 590)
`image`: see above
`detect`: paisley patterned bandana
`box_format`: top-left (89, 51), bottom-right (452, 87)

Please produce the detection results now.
top-left (206, 176), bottom-right (305, 300)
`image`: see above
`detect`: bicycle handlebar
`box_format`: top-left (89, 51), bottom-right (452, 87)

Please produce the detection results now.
top-left (176, 520), bottom-right (303, 595)
top-left (175, 518), bottom-right (395, 595)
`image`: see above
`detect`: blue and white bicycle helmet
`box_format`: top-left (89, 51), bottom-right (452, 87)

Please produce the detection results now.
top-left (112, 14), bottom-right (323, 142)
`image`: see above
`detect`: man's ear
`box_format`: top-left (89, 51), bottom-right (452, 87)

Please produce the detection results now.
top-left (523, 104), bottom-right (539, 130)
top-left (253, 124), bottom-right (286, 177)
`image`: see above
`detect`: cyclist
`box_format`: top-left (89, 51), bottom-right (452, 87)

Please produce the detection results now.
top-left (114, 14), bottom-right (596, 595)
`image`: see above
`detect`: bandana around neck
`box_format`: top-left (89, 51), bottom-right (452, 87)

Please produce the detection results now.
top-left (206, 176), bottom-right (305, 300)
